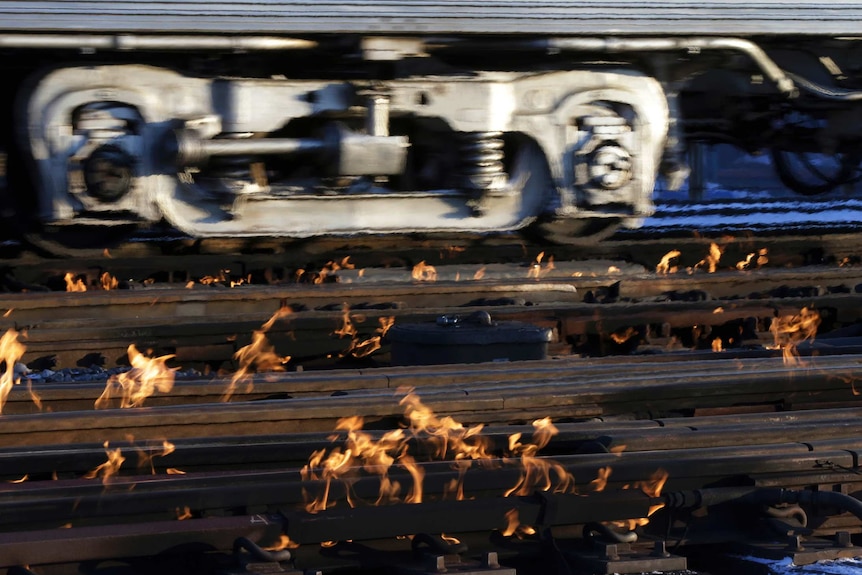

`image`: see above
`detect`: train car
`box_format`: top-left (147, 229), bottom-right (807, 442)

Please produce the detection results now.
top-left (2, 1), bottom-right (862, 245)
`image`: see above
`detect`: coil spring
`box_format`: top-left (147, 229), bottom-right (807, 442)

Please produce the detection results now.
top-left (458, 131), bottom-right (506, 192)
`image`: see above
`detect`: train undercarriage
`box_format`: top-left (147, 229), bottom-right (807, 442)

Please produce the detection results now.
top-left (6, 34), bottom-right (862, 243)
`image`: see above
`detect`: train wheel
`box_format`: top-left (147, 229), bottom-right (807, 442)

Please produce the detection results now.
top-left (771, 148), bottom-right (860, 195)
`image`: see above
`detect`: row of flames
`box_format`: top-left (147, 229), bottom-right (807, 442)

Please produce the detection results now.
top-left (62, 245), bottom-right (773, 291)
top-left (300, 390), bottom-right (669, 537)
top-left (9, 389), bottom-right (669, 541)
top-left (62, 242), bottom-right (862, 292)
top-left (412, 252), bottom-right (554, 282)
top-left (64, 272), bottom-right (119, 292)
top-left (63, 252), bottom-right (560, 291)
top-left (66, 248), bottom-right (763, 293)
top-left (656, 243), bottom-right (769, 275)
top-left (0, 300), bottom-right (825, 415)
top-left (0, 303), bottom-right (394, 413)
top-left (82, 437), bottom-right (182, 485)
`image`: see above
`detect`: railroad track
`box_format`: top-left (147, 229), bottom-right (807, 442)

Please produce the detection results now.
top-left (2, 381), bottom-right (862, 574)
top-left (3, 352), bottom-right (862, 420)
top-left (5, 210), bottom-right (862, 288)
top-left (3, 224), bottom-right (862, 575)
top-left (3, 261), bottom-right (862, 371)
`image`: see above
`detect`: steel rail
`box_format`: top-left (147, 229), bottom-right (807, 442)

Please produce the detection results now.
top-left (1, 409), bottom-right (860, 479)
top-left (0, 440), bottom-right (853, 522)
top-left (5, 291), bottom-right (861, 373)
top-left (0, 515), bottom-right (284, 569)
top-left (2, 360), bottom-right (862, 444)
top-left (5, 264), bottom-right (862, 321)
top-left (8, 226), bottom-right (862, 285)
top-left (0, 440), bottom-right (856, 538)
top-left (7, 352), bottom-right (862, 415)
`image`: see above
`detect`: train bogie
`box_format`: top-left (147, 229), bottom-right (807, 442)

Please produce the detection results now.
top-left (22, 63), bottom-right (667, 238)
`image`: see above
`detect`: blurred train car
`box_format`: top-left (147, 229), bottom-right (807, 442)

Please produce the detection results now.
top-left (2, 1), bottom-right (862, 244)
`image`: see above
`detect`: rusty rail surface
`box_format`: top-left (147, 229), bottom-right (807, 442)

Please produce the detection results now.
top-left (2, 245), bottom-right (862, 574)
top-left (1, 400), bottom-right (861, 571)
top-left (3, 284), bottom-right (862, 370)
top-left (3, 355), bottom-right (862, 437)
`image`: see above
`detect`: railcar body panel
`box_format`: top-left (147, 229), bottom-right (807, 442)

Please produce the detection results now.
top-left (2, 1), bottom-right (862, 243)
top-left (0, 1), bottom-right (860, 35)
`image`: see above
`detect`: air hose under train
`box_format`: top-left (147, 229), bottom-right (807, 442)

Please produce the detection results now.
top-left (664, 486), bottom-right (862, 522)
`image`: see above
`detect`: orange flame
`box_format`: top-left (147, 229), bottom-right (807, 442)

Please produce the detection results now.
top-left (302, 391), bottom-right (499, 513)
top-left (95, 345), bottom-right (177, 409)
top-left (613, 468), bottom-right (669, 531)
top-left (224, 306), bottom-right (293, 401)
top-left (25, 377), bottom-right (41, 412)
top-left (402, 391), bottom-right (494, 500)
top-left (610, 327), bottom-right (637, 345)
top-left (589, 466), bottom-right (612, 492)
top-left (736, 247), bottom-right (769, 270)
top-left (265, 535), bottom-right (300, 551)
top-left (501, 508), bottom-right (537, 538)
top-left (401, 391), bottom-right (494, 462)
top-left (412, 261), bottom-right (438, 282)
top-left (769, 307), bottom-right (821, 365)
top-left (260, 304), bottom-right (294, 332)
top-left (636, 468), bottom-right (669, 518)
top-left (331, 305), bottom-right (394, 359)
top-left (136, 439), bottom-right (176, 474)
top-left (64, 272), bottom-right (87, 292)
top-left (301, 415), bottom-right (417, 512)
top-left (176, 506), bottom-right (193, 520)
top-left (441, 245), bottom-right (466, 259)
top-left (333, 304), bottom-right (359, 339)
top-left (346, 316), bottom-right (396, 359)
top-left (199, 270), bottom-right (228, 286)
top-left (311, 257), bottom-right (354, 284)
top-left (473, 266), bottom-right (486, 280)
top-left (504, 417), bottom-right (575, 497)
top-left (656, 250), bottom-right (681, 274)
top-left (712, 338), bottom-right (724, 352)
top-left (694, 243), bottom-right (723, 273)
top-left (0, 328), bottom-right (25, 414)
top-left (83, 441), bottom-right (125, 485)
top-left (300, 392), bottom-right (636, 517)
top-left (100, 272), bottom-right (119, 290)
top-left (527, 252), bottom-right (555, 280)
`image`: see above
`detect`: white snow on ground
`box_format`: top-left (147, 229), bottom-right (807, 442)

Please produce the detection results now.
top-left (642, 188), bottom-right (862, 231)
top-left (734, 556), bottom-right (862, 574)
top-left (652, 198), bottom-right (862, 214)
top-left (641, 207), bottom-right (862, 230)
